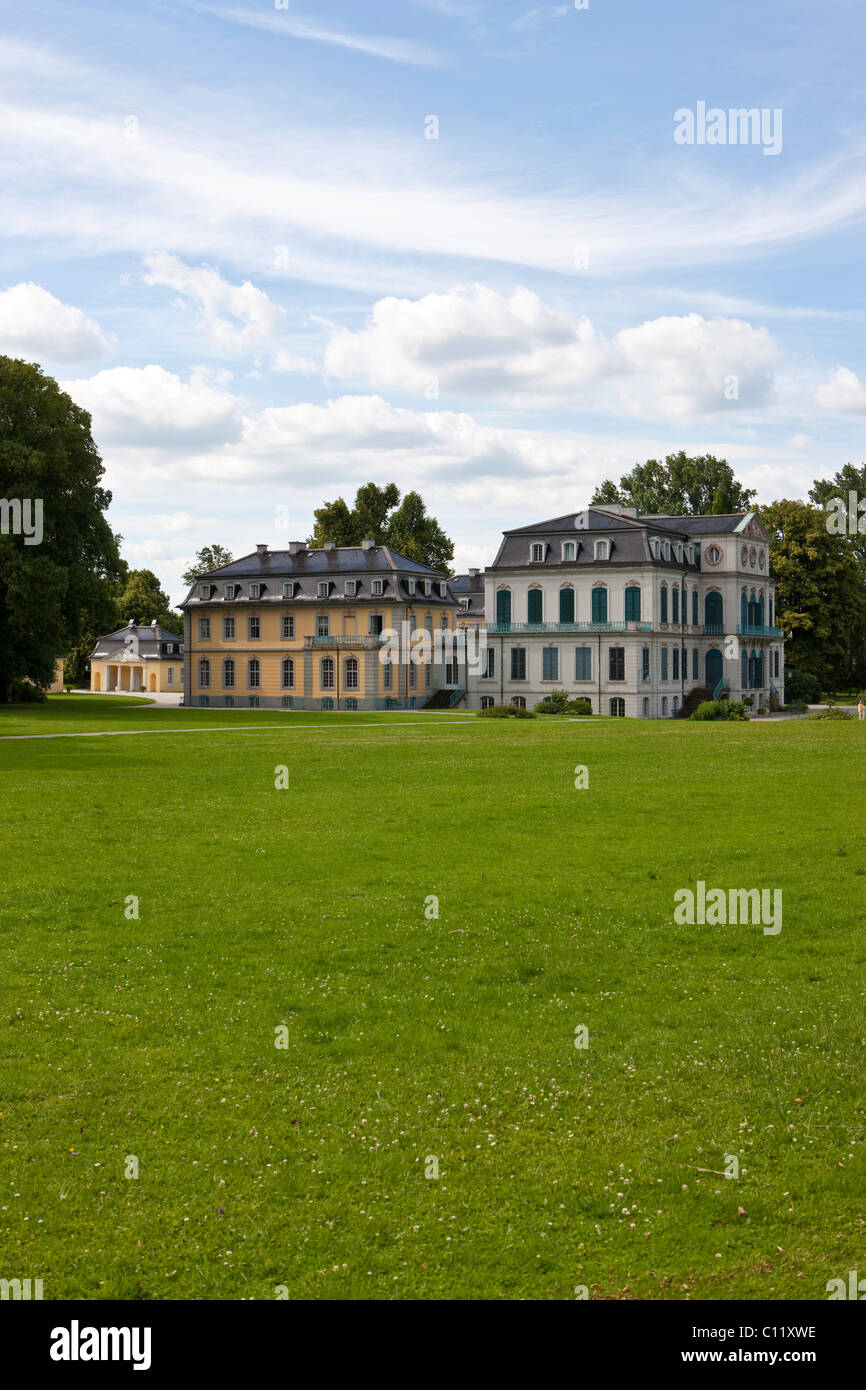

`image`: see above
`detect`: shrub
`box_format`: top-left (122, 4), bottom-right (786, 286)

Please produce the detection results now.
top-left (9, 679), bottom-right (47, 704)
top-left (511, 705), bottom-right (536, 718)
top-left (808, 705), bottom-right (854, 720)
top-left (690, 699), bottom-right (748, 722)
top-left (534, 690), bottom-right (570, 714)
top-left (567, 697), bottom-right (593, 716)
top-left (785, 669), bottom-right (823, 704)
top-left (476, 705), bottom-right (511, 718)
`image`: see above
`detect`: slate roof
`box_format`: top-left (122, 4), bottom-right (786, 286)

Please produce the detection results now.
top-left (491, 506), bottom-right (755, 571)
top-left (181, 544), bottom-right (456, 607)
top-left (90, 623), bottom-right (183, 660)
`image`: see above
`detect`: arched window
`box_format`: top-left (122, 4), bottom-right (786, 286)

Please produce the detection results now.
top-left (562, 542), bottom-right (576, 562)
top-left (198, 658), bottom-right (211, 688)
top-left (345, 698), bottom-right (358, 711)
top-left (741, 650), bottom-right (748, 688)
top-left (591, 586), bottom-right (607, 624)
top-left (704, 592), bottom-right (723, 630)
top-left (691, 588), bottom-right (698, 626)
top-left (624, 586), bottom-right (641, 621)
top-left (481, 696), bottom-right (495, 710)
top-left (527, 588), bottom-right (543, 624)
top-left (511, 695), bottom-right (526, 709)
top-left (672, 586), bottom-right (679, 624)
top-left (321, 697), bottom-right (334, 710)
top-left (741, 590), bottom-right (748, 629)
top-left (595, 540), bottom-right (608, 560)
top-left (559, 586), bottom-right (575, 623)
top-left (660, 584), bottom-right (668, 622)
top-left (672, 695), bottom-right (679, 714)
top-left (321, 657), bottom-right (335, 690)
top-left (642, 697), bottom-right (650, 717)
top-left (705, 648), bottom-right (723, 688)
top-left (248, 658), bottom-right (261, 689)
top-left (769, 595), bottom-right (774, 627)
top-left (609, 697), bottom-right (625, 717)
top-left (281, 657), bottom-right (294, 689)
top-left (661, 696), bottom-right (668, 716)
top-left (496, 589), bottom-right (511, 626)
top-left (758, 593), bottom-right (765, 626)
top-left (345, 657), bottom-right (359, 690)
top-left (223, 658), bottom-right (235, 689)
top-left (748, 591), bottom-right (758, 626)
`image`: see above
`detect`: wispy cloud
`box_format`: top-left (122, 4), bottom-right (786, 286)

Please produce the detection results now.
top-left (511, 5), bottom-right (570, 32)
top-left (181, 2), bottom-right (449, 67)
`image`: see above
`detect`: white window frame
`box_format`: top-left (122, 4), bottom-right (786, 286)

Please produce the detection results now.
top-left (198, 617), bottom-right (211, 640)
top-left (594, 540), bottom-right (608, 560)
top-left (406, 578), bottom-right (416, 595)
top-left (224, 584), bottom-right (237, 600)
top-left (282, 582), bottom-right (295, 598)
top-left (562, 542), bottom-right (576, 562)
top-left (249, 583), bottom-right (261, 599)
top-left (344, 580), bottom-right (357, 597)
top-left (371, 579), bottom-right (384, 596)
top-left (317, 581), bottom-right (329, 599)
top-left (530, 542), bottom-right (545, 563)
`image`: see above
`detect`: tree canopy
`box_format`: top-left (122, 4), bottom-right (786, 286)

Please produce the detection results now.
top-left (309, 482), bottom-right (454, 574)
top-left (181, 544), bottom-right (234, 587)
top-left (0, 357), bottom-right (123, 699)
top-left (591, 452), bottom-right (756, 516)
top-left (117, 568), bottom-right (182, 634)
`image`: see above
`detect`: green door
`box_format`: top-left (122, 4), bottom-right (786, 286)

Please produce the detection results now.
top-left (496, 589), bottom-right (511, 626)
top-left (527, 589), bottom-right (543, 624)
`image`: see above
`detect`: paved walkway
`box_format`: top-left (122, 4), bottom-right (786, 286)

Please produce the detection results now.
top-left (71, 688), bottom-right (183, 706)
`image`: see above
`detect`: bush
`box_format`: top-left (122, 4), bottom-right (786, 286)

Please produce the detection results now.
top-left (808, 705), bottom-right (854, 720)
top-left (535, 690), bottom-right (570, 714)
top-left (785, 669), bottom-right (823, 704)
top-left (477, 705), bottom-right (511, 718)
top-left (8, 679), bottom-right (47, 704)
top-left (690, 699), bottom-right (748, 722)
top-left (567, 697), bottom-right (593, 716)
top-left (511, 705), bottom-right (537, 718)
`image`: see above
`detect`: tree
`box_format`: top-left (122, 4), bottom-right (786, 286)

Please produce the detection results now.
top-left (809, 463), bottom-right (866, 577)
top-left (757, 499), bottom-right (866, 690)
top-left (591, 452), bottom-right (756, 516)
top-left (181, 545), bottom-right (234, 587)
top-left (117, 568), bottom-right (182, 633)
top-left (0, 357), bottom-right (123, 700)
top-left (308, 482), bottom-right (454, 574)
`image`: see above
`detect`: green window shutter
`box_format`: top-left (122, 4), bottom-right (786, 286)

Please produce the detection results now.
top-left (559, 588), bottom-right (575, 623)
top-left (591, 588), bottom-right (607, 624)
top-left (527, 589), bottom-right (543, 623)
top-left (625, 586), bottom-right (640, 621)
top-left (496, 589), bottom-right (511, 624)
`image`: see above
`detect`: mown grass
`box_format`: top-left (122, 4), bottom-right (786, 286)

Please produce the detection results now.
top-left (1, 696), bottom-right (864, 1300)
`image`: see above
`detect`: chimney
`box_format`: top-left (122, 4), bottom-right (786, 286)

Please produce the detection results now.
top-left (127, 618), bottom-right (135, 627)
top-left (323, 541), bottom-right (336, 551)
top-left (361, 537), bottom-right (375, 551)
top-left (288, 540), bottom-right (305, 556)
top-left (469, 568), bottom-right (479, 577)
top-left (151, 618), bottom-right (158, 627)
top-left (256, 543), bottom-right (269, 559)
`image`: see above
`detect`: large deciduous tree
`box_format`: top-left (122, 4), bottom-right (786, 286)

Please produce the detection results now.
top-left (0, 357), bottom-right (123, 700)
top-left (591, 452), bottom-right (756, 516)
top-left (181, 544), bottom-right (234, 587)
top-left (117, 568), bottom-right (182, 634)
top-left (309, 482), bottom-right (454, 573)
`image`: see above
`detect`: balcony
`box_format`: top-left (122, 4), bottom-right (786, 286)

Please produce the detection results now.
top-left (487, 621), bottom-right (652, 635)
top-left (305, 634), bottom-right (385, 649)
top-left (703, 625), bottom-right (726, 636)
top-left (737, 625), bottom-right (781, 638)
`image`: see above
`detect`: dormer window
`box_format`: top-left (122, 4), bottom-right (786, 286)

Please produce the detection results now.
top-left (530, 543), bottom-right (545, 563)
top-left (422, 580), bottom-right (431, 597)
top-left (406, 579), bottom-right (416, 595)
top-left (663, 541), bottom-right (671, 561)
top-left (651, 539), bottom-right (660, 560)
top-left (199, 583), bottom-right (214, 599)
top-left (344, 580), bottom-right (357, 597)
top-left (282, 582), bottom-right (296, 598)
top-left (675, 543), bottom-right (683, 563)
top-left (594, 541), bottom-right (609, 560)
top-left (562, 542), bottom-right (576, 562)
top-left (224, 584), bottom-right (237, 600)
top-left (439, 581), bottom-right (448, 598)
top-left (317, 581), bottom-right (329, 599)
top-left (371, 579), bottom-right (384, 596)
top-left (249, 583), bottom-right (261, 599)
top-left (460, 597), bottom-right (470, 611)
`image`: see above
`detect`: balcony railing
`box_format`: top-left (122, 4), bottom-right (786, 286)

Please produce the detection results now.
top-left (738, 624), bottom-right (781, 638)
top-left (305, 634), bottom-right (385, 648)
top-left (487, 621), bottom-right (652, 635)
top-left (703, 624), bottom-right (726, 636)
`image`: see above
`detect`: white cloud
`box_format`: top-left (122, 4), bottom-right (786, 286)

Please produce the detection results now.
top-left (0, 282), bottom-right (112, 363)
top-left (814, 365), bottom-right (866, 415)
top-left (511, 6), bottom-right (570, 31)
top-left (142, 252), bottom-right (286, 351)
top-left (60, 364), bottom-right (244, 447)
top-left (322, 285), bottom-right (781, 418)
top-left (182, 2), bottom-right (447, 67)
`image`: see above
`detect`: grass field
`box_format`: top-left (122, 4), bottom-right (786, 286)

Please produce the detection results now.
top-left (1, 694), bottom-right (864, 1301)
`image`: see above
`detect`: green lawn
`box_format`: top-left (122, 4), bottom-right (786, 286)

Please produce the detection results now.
top-left (1, 695), bottom-right (864, 1301)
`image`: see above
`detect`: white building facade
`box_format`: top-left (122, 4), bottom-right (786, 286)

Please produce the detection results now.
top-left (464, 506), bottom-right (785, 717)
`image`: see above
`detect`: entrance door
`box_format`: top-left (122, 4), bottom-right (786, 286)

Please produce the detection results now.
top-left (705, 648), bottom-right (723, 688)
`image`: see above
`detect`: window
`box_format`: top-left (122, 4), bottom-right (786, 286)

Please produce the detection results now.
top-left (663, 542), bottom-right (671, 561)
top-left (248, 616), bottom-right (261, 640)
top-left (642, 646), bottom-right (650, 680)
top-left (345, 698), bottom-right (358, 711)
top-left (691, 589), bottom-right (698, 626)
top-left (741, 650), bottom-right (748, 688)
top-left (624, 586), bottom-right (641, 622)
top-left (481, 696), bottom-right (495, 710)
top-left (422, 580), bottom-right (431, 596)
top-left (321, 657), bottom-right (335, 690)
top-left (344, 580), bottom-right (357, 597)
top-left (563, 542), bottom-right (576, 562)
top-left (660, 586), bottom-right (668, 623)
top-left (322, 698), bottom-right (334, 711)
top-left (224, 584), bottom-right (237, 600)
top-left (769, 596), bottom-right (774, 627)
top-left (609, 698), bottom-right (625, 717)
top-left (510, 648), bottom-right (527, 680)
top-left (167, 668), bottom-right (174, 685)
top-left (371, 579), bottom-right (383, 596)
top-left (281, 696), bottom-right (293, 708)
top-left (248, 658), bottom-right (261, 689)
top-left (672, 695), bottom-right (679, 714)
top-left (282, 582), bottom-right (296, 599)
top-left (249, 583), bottom-right (261, 599)
top-left (609, 646), bottom-right (625, 681)
top-left (705, 544), bottom-right (721, 565)
top-left (559, 587), bottom-right (575, 623)
top-left (591, 587), bottom-right (607, 624)
top-left (199, 695), bottom-right (210, 707)
top-left (774, 649), bottom-right (780, 677)
top-left (672, 647), bottom-right (679, 680)
top-left (383, 660), bottom-right (393, 691)
top-left (424, 614), bottom-right (433, 635)
top-left (409, 661), bottom-right (417, 690)
top-left (704, 592), bottom-right (723, 629)
top-left (439, 582), bottom-right (448, 598)
top-left (527, 588), bottom-right (543, 623)
top-left (198, 618), bottom-right (211, 640)
top-left (225, 695), bottom-right (234, 707)
top-left (530, 542), bottom-right (544, 563)
top-left (223, 658), bottom-right (235, 689)
top-left (223, 616), bottom-right (235, 640)
top-left (460, 597), bottom-right (470, 611)
top-left (483, 647), bottom-right (495, 679)
top-left (575, 647), bottom-right (592, 681)
top-left (198, 658), bottom-right (210, 688)
top-left (405, 579), bottom-right (417, 598)
top-left (345, 657), bottom-right (359, 690)
top-left (675, 543), bottom-right (683, 563)
top-left (651, 539), bottom-right (660, 560)
top-left (496, 589), bottom-right (512, 625)
top-left (594, 540), bottom-right (608, 560)
top-left (281, 615), bottom-right (294, 640)
top-left (369, 614), bottom-right (383, 636)
top-left (199, 583), bottom-right (213, 599)
top-left (692, 647), bottom-right (699, 681)
top-left (425, 662), bottom-right (431, 688)
top-left (511, 695), bottom-right (526, 709)
top-left (441, 615), bottom-right (448, 629)
top-left (317, 581), bottom-right (329, 599)
top-left (542, 647), bottom-right (559, 681)
top-left (672, 586), bottom-right (679, 624)
top-left (316, 616), bottom-right (330, 637)
top-left (661, 647), bottom-right (668, 681)
top-left (643, 697), bottom-right (649, 717)
top-left (661, 696), bottom-right (668, 716)
top-left (281, 657), bottom-right (294, 689)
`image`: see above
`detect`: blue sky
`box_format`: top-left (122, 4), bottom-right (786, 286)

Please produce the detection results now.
top-left (0, 0), bottom-right (864, 601)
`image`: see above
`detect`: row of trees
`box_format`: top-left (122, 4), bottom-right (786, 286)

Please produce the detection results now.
top-left (593, 454), bottom-right (866, 690)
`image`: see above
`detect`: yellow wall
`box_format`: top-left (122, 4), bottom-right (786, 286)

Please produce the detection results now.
top-left (91, 661), bottom-right (182, 693)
